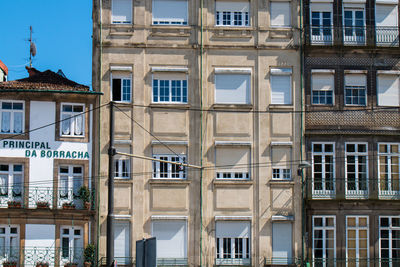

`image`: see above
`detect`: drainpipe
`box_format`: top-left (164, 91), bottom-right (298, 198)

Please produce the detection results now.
top-left (199, 0), bottom-right (204, 266)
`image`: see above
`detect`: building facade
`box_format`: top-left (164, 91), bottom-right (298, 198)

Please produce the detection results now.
top-left (303, 0), bottom-right (400, 266)
top-left (93, 0), bottom-right (303, 266)
top-left (0, 60), bottom-right (8, 82)
top-left (0, 68), bottom-right (99, 267)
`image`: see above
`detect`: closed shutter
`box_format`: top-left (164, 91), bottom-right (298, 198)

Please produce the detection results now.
top-left (271, 147), bottom-right (291, 169)
top-left (216, 221), bottom-right (250, 238)
top-left (114, 221), bottom-right (130, 263)
top-left (272, 223), bottom-right (293, 264)
top-left (216, 1), bottom-right (250, 12)
top-left (112, 0), bottom-right (132, 24)
top-left (216, 147), bottom-right (250, 176)
top-left (377, 74), bottom-right (400, 106)
top-left (215, 74), bottom-right (250, 104)
top-left (345, 74), bottom-right (366, 87)
top-left (271, 70), bottom-right (292, 104)
top-left (312, 73), bottom-right (334, 91)
top-left (376, 4), bottom-right (398, 27)
top-left (152, 0), bottom-right (188, 24)
top-left (311, 3), bottom-right (333, 12)
top-left (152, 220), bottom-right (187, 258)
top-left (270, 2), bottom-right (291, 27)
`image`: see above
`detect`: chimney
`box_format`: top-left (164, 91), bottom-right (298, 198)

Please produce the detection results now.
top-left (25, 66), bottom-right (40, 77)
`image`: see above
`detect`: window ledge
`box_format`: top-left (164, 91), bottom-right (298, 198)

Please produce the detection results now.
top-left (213, 179), bottom-right (253, 186)
top-left (268, 105), bottom-right (294, 110)
top-left (212, 104), bottom-right (253, 110)
top-left (149, 103), bottom-right (190, 109)
top-left (150, 179), bottom-right (191, 185)
top-left (150, 26), bottom-right (191, 37)
top-left (0, 133), bottom-right (29, 140)
top-left (109, 24), bottom-right (134, 36)
top-left (210, 27), bottom-right (254, 38)
top-left (269, 180), bottom-right (295, 186)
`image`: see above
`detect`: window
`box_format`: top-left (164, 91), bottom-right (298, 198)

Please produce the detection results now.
top-left (60, 226), bottom-right (83, 265)
top-left (0, 101), bottom-right (23, 134)
top-left (272, 222), bottom-right (293, 265)
top-left (344, 73), bottom-right (366, 106)
top-left (343, 6), bottom-right (365, 45)
top-left (345, 143), bottom-right (368, 198)
top-left (215, 1), bottom-right (250, 27)
top-left (310, 3), bottom-right (333, 44)
top-left (152, 0), bottom-right (188, 25)
top-left (112, 76), bottom-right (132, 103)
top-left (215, 70), bottom-right (251, 104)
top-left (380, 216), bottom-right (400, 266)
top-left (153, 154), bottom-right (186, 179)
top-left (0, 164), bottom-right (23, 203)
top-left (270, 1), bottom-right (291, 27)
top-left (216, 146), bottom-right (250, 180)
top-left (270, 68), bottom-right (292, 105)
top-left (112, 0), bottom-right (132, 24)
top-left (312, 143), bottom-right (335, 198)
top-left (58, 165), bottom-right (83, 207)
top-left (312, 216), bottom-right (336, 267)
top-left (61, 104), bottom-right (85, 137)
top-left (0, 225), bottom-right (19, 262)
top-left (271, 146), bottom-right (292, 180)
top-left (152, 220), bottom-right (187, 264)
top-left (272, 169), bottom-right (291, 180)
top-left (346, 216), bottom-right (369, 267)
top-left (114, 146), bottom-right (131, 179)
top-left (378, 143), bottom-right (400, 197)
top-left (377, 72), bottom-right (400, 107)
top-left (114, 221), bottom-right (130, 264)
top-left (375, 2), bottom-right (399, 46)
top-left (153, 73), bottom-right (188, 103)
top-left (216, 221), bottom-right (250, 265)
top-left (312, 71), bottom-right (334, 105)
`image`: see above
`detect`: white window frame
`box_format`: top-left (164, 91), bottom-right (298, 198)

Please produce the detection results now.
top-left (152, 154), bottom-right (186, 179)
top-left (60, 226), bottom-right (83, 265)
top-left (0, 163), bottom-right (23, 204)
top-left (345, 142), bottom-right (368, 198)
top-left (346, 216), bottom-right (369, 267)
top-left (272, 168), bottom-right (292, 180)
top-left (215, 221), bottom-right (251, 265)
top-left (60, 103), bottom-right (85, 137)
top-left (0, 100), bottom-right (24, 134)
top-left (0, 225), bottom-right (19, 263)
top-left (378, 143), bottom-right (400, 198)
top-left (152, 0), bottom-right (188, 25)
top-left (343, 6), bottom-right (366, 45)
top-left (215, 1), bottom-right (250, 27)
top-left (312, 216), bottom-right (336, 267)
top-left (58, 165), bottom-right (84, 207)
top-left (152, 77), bottom-right (188, 103)
top-left (310, 4), bottom-right (333, 45)
top-left (270, 68), bottom-right (292, 105)
top-left (379, 216), bottom-right (400, 267)
top-left (311, 71), bottom-right (335, 105)
top-left (115, 158), bottom-right (130, 179)
top-left (111, 74), bottom-right (132, 103)
top-left (270, 1), bottom-right (291, 28)
top-left (344, 74), bottom-right (367, 106)
top-left (312, 142), bottom-right (336, 198)
top-left (111, 0), bottom-right (133, 24)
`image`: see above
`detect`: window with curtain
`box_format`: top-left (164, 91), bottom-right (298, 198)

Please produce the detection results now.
top-left (112, 0), bottom-right (132, 24)
top-left (61, 104), bottom-right (85, 137)
top-left (215, 1), bottom-right (250, 26)
top-left (346, 216), bottom-right (369, 266)
top-left (0, 164), bottom-right (23, 202)
top-left (215, 72), bottom-right (251, 104)
top-left (152, 0), bottom-right (188, 25)
top-left (0, 101), bottom-right (24, 134)
top-left (58, 165), bottom-right (83, 207)
top-left (60, 227), bottom-right (83, 264)
top-left (0, 225), bottom-right (19, 262)
top-left (270, 68), bottom-right (292, 105)
top-left (377, 72), bottom-right (400, 106)
top-left (270, 1), bottom-right (291, 27)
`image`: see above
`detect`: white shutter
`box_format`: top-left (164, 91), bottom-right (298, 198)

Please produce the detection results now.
top-left (270, 2), bottom-right (291, 27)
top-left (272, 223), bottom-right (293, 264)
top-left (215, 74), bottom-right (250, 104)
top-left (152, 0), bottom-right (188, 23)
top-left (311, 3), bottom-right (333, 12)
top-left (112, 0), bottom-right (132, 24)
top-left (216, 147), bottom-right (250, 174)
top-left (377, 74), bottom-right (400, 106)
top-left (114, 221), bottom-right (130, 263)
top-left (152, 220), bottom-right (187, 258)
top-left (312, 73), bottom-right (334, 91)
top-left (216, 1), bottom-right (249, 12)
top-left (216, 221), bottom-right (250, 238)
top-left (345, 74), bottom-right (366, 87)
top-left (376, 4), bottom-right (398, 27)
top-left (271, 74), bottom-right (292, 104)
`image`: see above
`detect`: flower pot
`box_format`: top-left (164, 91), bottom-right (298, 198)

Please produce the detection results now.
top-left (64, 263), bottom-right (78, 267)
top-left (84, 262), bottom-right (92, 267)
top-left (36, 202), bottom-right (50, 209)
top-left (84, 201), bottom-right (91, 210)
top-left (8, 202), bottom-right (21, 208)
top-left (3, 262), bottom-right (17, 267)
top-left (36, 263), bottom-right (49, 267)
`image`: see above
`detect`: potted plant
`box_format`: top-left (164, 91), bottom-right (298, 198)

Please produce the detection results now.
top-left (36, 201), bottom-right (50, 209)
top-left (36, 262), bottom-right (49, 267)
top-left (3, 261), bottom-right (17, 267)
top-left (78, 186), bottom-right (91, 210)
top-left (83, 244), bottom-right (96, 267)
top-left (64, 263), bottom-right (78, 267)
top-left (62, 202), bottom-right (75, 210)
top-left (7, 201), bottom-right (22, 209)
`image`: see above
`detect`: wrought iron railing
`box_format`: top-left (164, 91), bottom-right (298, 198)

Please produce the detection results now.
top-left (157, 258), bottom-right (188, 266)
top-left (99, 257), bottom-right (135, 266)
top-left (215, 258), bottom-right (251, 266)
top-left (0, 186), bottom-right (94, 210)
top-left (309, 257), bottom-right (400, 266)
top-left (23, 246), bottom-right (84, 267)
top-left (264, 257), bottom-right (301, 265)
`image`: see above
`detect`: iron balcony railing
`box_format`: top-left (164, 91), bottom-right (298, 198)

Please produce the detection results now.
top-left (157, 258), bottom-right (188, 266)
top-left (215, 258), bottom-right (251, 266)
top-left (0, 186), bottom-right (94, 210)
top-left (264, 257), bottom-right (301, 265)
top-left (99, 257), bottom-right (135, 266)
top-left (307, 25), bottom-right (399, 47)
top-left (309, 257), bottom-right (400, 266)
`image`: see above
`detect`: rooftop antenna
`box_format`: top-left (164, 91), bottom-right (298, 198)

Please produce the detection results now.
top-left (29, 26), bottom-right (36, 68)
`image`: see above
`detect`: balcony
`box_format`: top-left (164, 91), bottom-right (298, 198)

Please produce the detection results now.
top-left (157, 258), bottom-right (188, 266)
top-left (310, 258), bottom-right (400, 266)
top-left (99, 257), bottom-right (134, 267)
top-left (215, 258), bottom-right (251, 266)
top-left (0, 186), bottom-right (94, 210)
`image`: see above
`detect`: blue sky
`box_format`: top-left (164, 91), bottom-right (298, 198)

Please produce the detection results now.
top-left (0, 0), bottom-right (92, 88)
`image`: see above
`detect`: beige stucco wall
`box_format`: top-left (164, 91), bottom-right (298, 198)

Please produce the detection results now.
top-left (93, 0), bottom-right (303, 266)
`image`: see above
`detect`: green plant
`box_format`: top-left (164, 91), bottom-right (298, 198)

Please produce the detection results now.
top-left (78, 186), bottom-right (90, 203)
top-left (83, 244), bottom-right (96, 264)
top-left (3, 261), bottom-right (17, 267)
